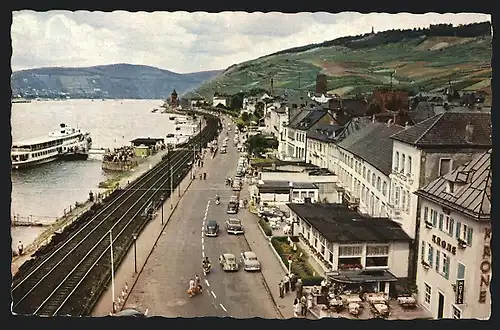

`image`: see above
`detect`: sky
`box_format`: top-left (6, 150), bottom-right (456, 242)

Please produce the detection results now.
top-left (11, 11), bottom-right (491, 74)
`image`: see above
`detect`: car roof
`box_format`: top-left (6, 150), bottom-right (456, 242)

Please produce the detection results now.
top-left (228, 218), bottom-right (241, 223)
top-left (243, 251), bottom-right (257, 258)
top-left (223, 253), bottom-right (235, 258)
top-left (207, 220), bottom-right (218, 225)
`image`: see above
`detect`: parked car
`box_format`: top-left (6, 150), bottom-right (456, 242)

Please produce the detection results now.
top-left (241, 251), bottom-right (261, 271)
top-left (114, 307), bottom-right (148, 317)
top-left (205, 220), bottom-right (220, 237)
top-left (225, 218), bottom-right (244, 234)
top-left (220, 147), bottom-right (227, 154)
top-left (226, 201), bottom-right (239, 214)
top-left (219, 253), bottom-right (239, 271)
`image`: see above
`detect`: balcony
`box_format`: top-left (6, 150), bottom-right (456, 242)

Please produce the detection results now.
top-left (457, 238), bottom-right (467, 249)
top-left (424, 220), bottom-right (434, 229)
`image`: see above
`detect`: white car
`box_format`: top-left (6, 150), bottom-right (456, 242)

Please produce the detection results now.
top-left (241, 251), bottom-right (261, 271)
top-left (219, 253), bottom-right (239, 272)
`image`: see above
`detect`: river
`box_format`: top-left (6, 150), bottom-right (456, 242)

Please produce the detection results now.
top-left (10, 99), bottom-right (195, 251)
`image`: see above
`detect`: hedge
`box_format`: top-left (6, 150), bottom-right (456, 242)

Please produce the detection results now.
top-left (271, 236), bottom-right (324, 282)
top-left (258, 218), bottom-right (272, 236)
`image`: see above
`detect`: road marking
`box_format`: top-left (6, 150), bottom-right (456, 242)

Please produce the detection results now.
top-left (202, 250), bottom-right (205, 258)
top-left (211, 291), bottom-right (217, 299)
top-left (202, 245), bottom-right (204, 251)
top-left (220, 304), bottom-right (227, 312)
top-left (201, 237), bottom-right (204, 245)
top-left (205, 279), bottom-right (210, 287)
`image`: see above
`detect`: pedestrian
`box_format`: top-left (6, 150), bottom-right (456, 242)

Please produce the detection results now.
top-left (201, 160), bottom-right (204, 167)
top-left (307, 294), bottom-right (313, 315)
top-left (278, 280), bottom-right (284, 299)
top-left (293, 298), bottom-right (301, 317)
top-left (17, 240), bottom-right (24, 256)
top-left (283, 274), bottom-right (290, 293)
top-left (300, 295), bottom-right (307, 316)
top-left (296, 278), bottom-right (303, 299)
top-left (290, 273), bottom-right (297, 292)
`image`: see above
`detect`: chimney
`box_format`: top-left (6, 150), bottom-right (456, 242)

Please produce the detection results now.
top-left (465, 123), bottom-right (474, 143)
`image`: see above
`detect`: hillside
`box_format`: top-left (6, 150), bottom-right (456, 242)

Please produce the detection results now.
top-left (195, 22), bottom-right (492, 98)
top-left (11, 64), bottom-right (222, 100)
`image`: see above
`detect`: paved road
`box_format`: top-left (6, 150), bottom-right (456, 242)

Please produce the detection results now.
top-left (126, 116), bottom-right (279, 318)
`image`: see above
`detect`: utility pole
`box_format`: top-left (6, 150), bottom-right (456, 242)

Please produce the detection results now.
top-left (169, 146), bottom-right (173, 210)
top-left (109, 230), bottom-right (116, 314)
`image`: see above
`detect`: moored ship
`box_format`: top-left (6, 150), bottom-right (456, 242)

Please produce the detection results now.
top-left (11, 123), bottom-right (92, 169)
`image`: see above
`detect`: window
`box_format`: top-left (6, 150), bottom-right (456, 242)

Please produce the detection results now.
top-left (421, 241), bottom-right (426, 261)
top-left (395, 152), bottom-right (400, 171)
top-left (439, 252), bottom-right (450, 279)
top-left (367, 169), bottom-right (371, 182)
top-left (438, 213), bottom-right (444, 230)
top-left (382, 181), bottom-right (387, 196)
top-left (424, 283), bottom-right (431, 304)
top-left (452, 306), bottom-right (462, 319)
top-left (402, 190), bottom-right (407, 211)
top-left (408, 156), bottom-right (412, 174)
top-left (423, 206), bottom-right (429, 222)
top-left (405, 190), bottom-right (410, 212)
top-left (457, 262), bottom-right (466, 280)
top-left (431, 209), bottom-right (438, 227)
top-left (376, 177), bottom-right (381, 191)
top-left (339, 245), bottom-right (363, 256)
top-left (456, 223), bottom-right (473, 245)
top-left (395, 186), bottom-right (400, 207)
top-left (439, 158), bottom-right (452, 176)
top-left (444, 216), bottom-right (454, 236)
top-left (427, 244), bottom-right (434, 266)
top-left (366, 245), bottom-right (389, 256)
top-left (371, 173), bottom-right (376, 187)
top-left (401, 154), bottom-right (406, 173)
top-left (362, 166), bottom-right (366, 178)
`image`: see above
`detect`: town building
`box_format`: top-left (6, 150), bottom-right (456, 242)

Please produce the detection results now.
top-left (289, 203), bottom-right (412, 293)
top-left (264, 104), bottom-right (288, 137)
top-left (280, 108), bottom-right (335, 162)
top-left (335, 121), bottom-right (405, 218)
top-left (259, 165), bottom-right (338, 203)
top-left (388, 112), bottom-right (491, 240)
top-left (212, 94), bottom-right (229, 107)
top-left (389, 111), bottom-right (491, 280)
top-left (306, 123), bottom-right (343, 170)
top-left (255, 180), bottom-right (319, 206)
top-left (242, 96), bottom-right (257, 113)
top-left (414, 149), bottom-right (491, 320)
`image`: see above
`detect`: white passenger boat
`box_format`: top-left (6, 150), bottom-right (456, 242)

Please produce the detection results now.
top-left (11, 123), bottom-right (92, 169)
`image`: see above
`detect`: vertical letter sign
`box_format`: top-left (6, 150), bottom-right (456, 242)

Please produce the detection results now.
top-left (478, 227), bottom-right (492, 303)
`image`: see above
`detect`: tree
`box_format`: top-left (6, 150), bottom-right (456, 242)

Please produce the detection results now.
top-left (255, 101), bottom-right (265, 119)
top-left (245, 134), bottom-right (268, 156)
top-left (241, 111), bottom-right (250, 122)
top-left (230, 92), bottom-right (245, 110)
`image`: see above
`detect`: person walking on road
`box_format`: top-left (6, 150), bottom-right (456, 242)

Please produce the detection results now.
top-left (290, 273), bottom-right (297, 292)
top-left (17, 240), bottom-right (24, 256)
top-left (293, 298), bottom-right (301, 317)
top-left (296, 278), bottom-right (303, 299)
top-left (300, 295), bottom-right (307, 316)
top-left (278, 280), bottom-right (284, 299)
top-left (283, 274), bottom-right (290, 293)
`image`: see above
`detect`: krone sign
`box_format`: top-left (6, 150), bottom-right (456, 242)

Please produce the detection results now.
top-left (478, 227), bottom-right (492, 303)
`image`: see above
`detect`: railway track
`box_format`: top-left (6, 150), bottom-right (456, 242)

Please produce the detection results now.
top-left (12, 114), bottom-right (221, 316)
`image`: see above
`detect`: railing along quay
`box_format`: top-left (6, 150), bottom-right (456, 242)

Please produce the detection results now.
top-left (11, 114), bottom-right (221, 316)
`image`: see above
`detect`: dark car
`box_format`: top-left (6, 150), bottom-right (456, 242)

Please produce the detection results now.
top-left (114, 308), bottom-right (148, 317)
top-left (226, 201), bottom-right (239, 214)
top-left (205, 220), bottom-right (219, 237)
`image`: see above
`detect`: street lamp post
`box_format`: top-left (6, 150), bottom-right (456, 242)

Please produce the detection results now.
top-left (168, 146), bottom-right (174, 210)
top-left (132, 233), bottom-right (138, 273)
top-left (109, 230), bottom-right (116, 314)
top-left (161, 197), bottom-right (164, 225)
top-left (289, 181), bottom-right (294, 203)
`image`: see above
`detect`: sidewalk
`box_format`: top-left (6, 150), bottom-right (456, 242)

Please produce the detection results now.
top-left (238, 185), bottom-right (316, 320)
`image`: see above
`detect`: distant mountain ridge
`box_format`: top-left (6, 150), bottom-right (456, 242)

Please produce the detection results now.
top-left (195, 21), bottom-right (492, 98)
top-left (11, 63), bottom-right (223, 100)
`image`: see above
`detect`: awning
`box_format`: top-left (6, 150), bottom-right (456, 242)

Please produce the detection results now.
top-left (326, 270), bottom-right (398, 284)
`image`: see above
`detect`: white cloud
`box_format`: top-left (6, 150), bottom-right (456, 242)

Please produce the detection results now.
top-left (11, 11), bottom-right (491, 73)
